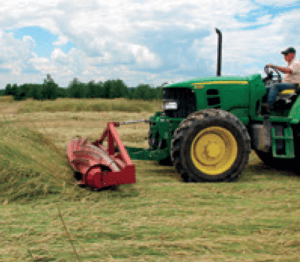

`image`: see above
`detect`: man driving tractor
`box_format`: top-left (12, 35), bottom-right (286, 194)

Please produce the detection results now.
top-left (262, 47), bottom-right (300, 113)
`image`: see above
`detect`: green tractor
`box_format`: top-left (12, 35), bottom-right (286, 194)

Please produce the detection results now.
top-left (126, 28), bottom-right (300, 182)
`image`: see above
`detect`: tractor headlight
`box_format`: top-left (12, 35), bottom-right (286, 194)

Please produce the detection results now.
top-left (162, 101), bottom-right (178, 110)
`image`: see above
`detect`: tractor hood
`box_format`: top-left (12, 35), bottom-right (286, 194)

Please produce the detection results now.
top-left (165, 74), bottom-right (263, 89)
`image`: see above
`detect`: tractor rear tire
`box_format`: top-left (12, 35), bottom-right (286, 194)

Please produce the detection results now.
top-left (254, 150), bottom-right (295, 171)
top-left (255, 124), bottom-right (300, 173)
top-left (171, 109), bottom-right (251, 182)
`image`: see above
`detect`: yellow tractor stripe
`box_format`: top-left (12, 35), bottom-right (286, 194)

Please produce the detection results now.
top-left (192, 81), bottom-right (249, 89)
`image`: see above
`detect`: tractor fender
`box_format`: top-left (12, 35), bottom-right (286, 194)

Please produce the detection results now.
top-left (289, 96), bottom-right (300, 124)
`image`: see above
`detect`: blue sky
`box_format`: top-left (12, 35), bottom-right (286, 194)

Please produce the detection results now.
top-left (0, 0), bottom-right (299, 88)
top-left (5, 26), bottom-right (75, 58)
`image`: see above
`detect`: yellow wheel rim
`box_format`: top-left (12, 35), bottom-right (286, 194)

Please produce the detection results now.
top-left (190, 126), bottom-right (238, 176)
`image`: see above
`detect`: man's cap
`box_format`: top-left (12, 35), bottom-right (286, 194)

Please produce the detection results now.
top-left (281, 47), bottom-right (296, 55)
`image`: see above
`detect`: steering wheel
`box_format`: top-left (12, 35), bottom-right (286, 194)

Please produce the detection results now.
top-left (263, 65), bottom-right (282, 85)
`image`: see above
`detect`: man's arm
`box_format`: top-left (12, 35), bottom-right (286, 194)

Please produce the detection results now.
top-left (267, 64), bottom-right (292, 74)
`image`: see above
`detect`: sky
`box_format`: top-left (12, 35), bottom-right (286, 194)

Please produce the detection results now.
top-left (0, 0), bottom-right (299, 88)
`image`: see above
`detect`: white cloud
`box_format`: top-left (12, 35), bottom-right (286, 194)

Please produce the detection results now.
top-left (15, 0), bottom-right (58, 6)
top-left (23, 35), bottom-right (35, 50)
top-left (53, 35), bottom-right (68, 45)
top-left (34, 63), bottom-right (58, 74)
top-left (130, 44), bottom-right (161, 68)
top-left (30, 56), bottom-right (50, 64)
top-left (0, 30), bottom-right (37, 76)
top-left (51, 48), bottom-right (68, 64)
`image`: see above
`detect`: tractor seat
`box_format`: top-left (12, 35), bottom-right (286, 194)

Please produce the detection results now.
top-left (273, 89), bottom-right (298, 111)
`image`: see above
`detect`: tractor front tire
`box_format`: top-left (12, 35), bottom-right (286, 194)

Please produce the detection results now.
top-left (171, 109), bottom-right (251, 182)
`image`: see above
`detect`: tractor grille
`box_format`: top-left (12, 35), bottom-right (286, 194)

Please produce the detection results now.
top-left (162, 88), bottom-right (196, 118)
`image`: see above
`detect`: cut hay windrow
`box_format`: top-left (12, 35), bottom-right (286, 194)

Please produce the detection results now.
top-left (0, 125), bottom-right (75, 204)
top-left (0, 124), bottom-right (137, 204)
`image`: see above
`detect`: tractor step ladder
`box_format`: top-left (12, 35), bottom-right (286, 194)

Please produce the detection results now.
top-left (271, 125), bottom-right (295, 158)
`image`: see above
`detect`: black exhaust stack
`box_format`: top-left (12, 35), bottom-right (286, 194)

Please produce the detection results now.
top-left (215, 28), bottom-right (222, 76)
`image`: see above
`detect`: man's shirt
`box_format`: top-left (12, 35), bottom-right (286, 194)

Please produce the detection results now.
top-left (283, 58), bottom-right (300, 83)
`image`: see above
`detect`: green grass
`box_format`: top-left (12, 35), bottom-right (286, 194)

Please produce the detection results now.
top-left (0, 96), bottom-right (14, 103)
top-left (1, 98), bottom-right (300, 261)
top-left (17, 98), bottom-right (162, 113)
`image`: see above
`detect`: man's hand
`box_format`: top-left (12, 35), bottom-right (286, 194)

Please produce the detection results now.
top-left (267, 64), bottom-right (291, 74)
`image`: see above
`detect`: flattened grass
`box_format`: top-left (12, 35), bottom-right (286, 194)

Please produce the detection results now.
top-left (1, 98), bottom-right (300, 261)
top-left (1, 168), bottom-right (300, 261)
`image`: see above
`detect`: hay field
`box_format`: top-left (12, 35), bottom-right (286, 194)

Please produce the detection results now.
top-left (1, 97), bottom-right (300, 262)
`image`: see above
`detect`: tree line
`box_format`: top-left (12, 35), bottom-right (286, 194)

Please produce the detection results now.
top-left (0, 74), bottom-right (163, 101)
